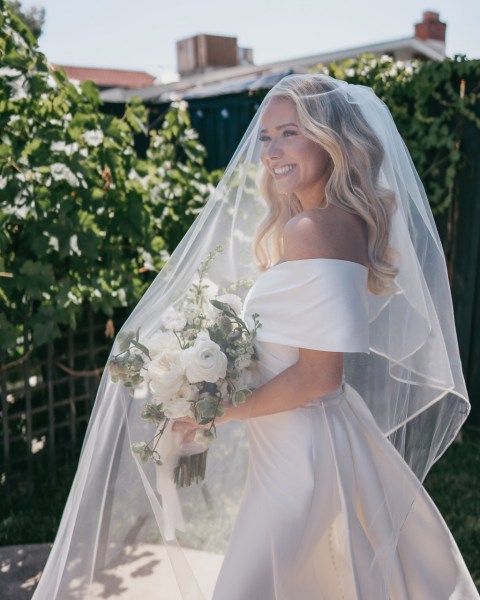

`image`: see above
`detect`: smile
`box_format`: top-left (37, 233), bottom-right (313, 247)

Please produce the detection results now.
top-left (272, 164), bottom-right (295, 176)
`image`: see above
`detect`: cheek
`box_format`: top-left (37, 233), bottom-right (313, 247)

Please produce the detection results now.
top-left (260, 147), bottom-right (270, 167)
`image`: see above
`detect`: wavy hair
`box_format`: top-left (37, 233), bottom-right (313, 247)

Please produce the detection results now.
top-left (253, 76), bottom-right (398, 296)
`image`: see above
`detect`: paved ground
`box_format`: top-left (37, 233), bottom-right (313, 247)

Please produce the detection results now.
top-left (1, 544), bottom-right (51, 599)
top-left (0, 543), bottom-right (223, 599)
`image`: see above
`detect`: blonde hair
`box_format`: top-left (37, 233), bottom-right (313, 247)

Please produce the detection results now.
top-left (253, 77), bottom-right (398, 296)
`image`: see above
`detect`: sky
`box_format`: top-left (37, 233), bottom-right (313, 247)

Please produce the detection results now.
top-left (22, 0), bottom-right (479, 82)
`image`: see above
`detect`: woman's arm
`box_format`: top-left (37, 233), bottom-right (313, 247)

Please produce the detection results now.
top-left (220, 348), bottom-right (343, 421)
top-left (172, 348), bottom-right (343, 437)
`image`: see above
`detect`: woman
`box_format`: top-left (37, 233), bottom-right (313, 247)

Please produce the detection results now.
top-left (33, 75), bottom-right (478, 599)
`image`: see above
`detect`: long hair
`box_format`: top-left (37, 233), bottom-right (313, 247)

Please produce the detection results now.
top-left (253, 76), bottom-right (398, 295)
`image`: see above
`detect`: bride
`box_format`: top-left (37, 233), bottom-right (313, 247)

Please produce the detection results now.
top-left (33, 75), bottom-right (478, 599)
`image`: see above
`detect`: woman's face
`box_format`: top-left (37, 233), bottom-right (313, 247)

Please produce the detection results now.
top-left (259, 96), bottom-right (331, 204)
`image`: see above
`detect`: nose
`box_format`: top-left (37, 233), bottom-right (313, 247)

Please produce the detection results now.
top-left (262, 137), bottom-right (283, 162)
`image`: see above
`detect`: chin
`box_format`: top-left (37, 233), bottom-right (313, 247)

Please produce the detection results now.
top-left (275, 185), bottom-right (295, 197)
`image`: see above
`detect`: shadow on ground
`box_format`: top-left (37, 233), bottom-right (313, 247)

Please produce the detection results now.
top-left (0, 544), bottom-right (51, 599)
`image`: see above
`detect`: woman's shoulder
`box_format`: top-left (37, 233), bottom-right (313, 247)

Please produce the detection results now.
top-left (282, 205), bottom-right (368, 265)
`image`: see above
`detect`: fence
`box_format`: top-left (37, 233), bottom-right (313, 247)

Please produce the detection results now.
top-left (0, 311), bottom-right (117, 501)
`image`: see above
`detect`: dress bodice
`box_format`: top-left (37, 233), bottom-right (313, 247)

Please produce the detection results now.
top-left (244, 258), bottom-right (370, 355)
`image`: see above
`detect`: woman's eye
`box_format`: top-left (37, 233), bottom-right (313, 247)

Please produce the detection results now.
top-left (283, 130), bottom-right (297, 137)
top-left (258, 135), bottom-right (270, 142)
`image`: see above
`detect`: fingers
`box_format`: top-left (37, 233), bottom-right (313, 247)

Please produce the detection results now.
top-left (181, 430), bottom-right (198, 445)
top-left (172, 419), bottom-right (200, 431)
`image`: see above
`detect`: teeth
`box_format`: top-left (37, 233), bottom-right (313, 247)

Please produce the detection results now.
top-left (273, 165), bottom-right (294, 175)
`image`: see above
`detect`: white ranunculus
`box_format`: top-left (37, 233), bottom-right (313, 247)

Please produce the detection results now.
top-left (83, 129), bottom-right (104, 147)
top-left (213, 293), bottom-right (243, 316)
top-left (148, 349), bottom-right (185, 400)
top-left (181, 332), bottom-right (228, 384)
top-left (160, 306), bottom-right (187, 331)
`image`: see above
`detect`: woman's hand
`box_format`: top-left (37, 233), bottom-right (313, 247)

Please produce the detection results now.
top-left (172, 409), bottom-right (230, 444)
top-left (171, 416), bottom-right (204, 445)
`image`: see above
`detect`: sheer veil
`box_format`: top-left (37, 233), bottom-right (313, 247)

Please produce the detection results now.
top-left (33, 74), bottom-right (470, 599)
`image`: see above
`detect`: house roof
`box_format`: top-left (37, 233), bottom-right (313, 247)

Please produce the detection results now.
top-left (99, 35), bottom-right (445, 104)
top-left (54, 65), bottom-right (156, 89)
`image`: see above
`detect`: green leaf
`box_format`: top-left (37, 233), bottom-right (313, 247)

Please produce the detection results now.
top-left (195, 395), bottom-right (223, 422)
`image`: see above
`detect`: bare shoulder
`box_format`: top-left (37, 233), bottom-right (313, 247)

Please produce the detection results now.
top-left (282, 205), bottom-right (368, 264)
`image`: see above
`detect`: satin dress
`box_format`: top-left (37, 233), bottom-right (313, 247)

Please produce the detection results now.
top-left (212, 259), bottom-right (478, 600)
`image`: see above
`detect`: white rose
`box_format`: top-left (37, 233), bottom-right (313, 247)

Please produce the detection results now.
top-left (213, 294), bottom-right (243, 316)
top-left (147, 349), bottom-right (185, 400)
top-left (181, 332), bottom-right (228, 383)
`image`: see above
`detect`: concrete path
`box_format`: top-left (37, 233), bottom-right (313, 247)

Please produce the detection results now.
top-left (1, 544), bottom-right (51, 599)
top-left (0, 543), bottom-right (223, 599)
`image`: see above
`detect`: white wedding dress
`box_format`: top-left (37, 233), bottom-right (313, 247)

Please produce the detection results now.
top-left (32, 258), bottom-right (478, 600)
top-left (211, 258), bottom-right (478, 600)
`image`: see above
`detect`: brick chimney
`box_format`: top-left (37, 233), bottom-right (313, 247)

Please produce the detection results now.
top-left (415, 11), bottom-right (446, 42)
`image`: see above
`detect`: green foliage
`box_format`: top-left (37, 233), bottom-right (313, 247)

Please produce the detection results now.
top-left (424, 428), bottom-right (480, 588)
top-left (312, 54), bottom-right (480, 215)
top-left (0, 1), bottom-right (213, 355)
top-left (145, 99), bottom-right (214, 251)
top-left (5, 0), bottom-right (44, 40)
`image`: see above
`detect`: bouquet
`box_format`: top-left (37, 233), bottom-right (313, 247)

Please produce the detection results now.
top-left (108, 246), bottom-right (261, 486)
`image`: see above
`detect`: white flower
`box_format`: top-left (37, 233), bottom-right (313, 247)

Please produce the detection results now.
top-left (160, 306), bottom-right (187, 331)
top-left (234, 354), bottom-right (252, 370)
top-left (163, 398), bottom-right (193, 419)
top-left (47, 74), bottom-right (57, 89)
top-left (213, 293), bottom-right (243, 316)
top-left (0, 67), bottom-right (22, 78)
top-left (163, 383), bottom-right (197, 418)
top-left (181, 331), bottom-right (228, 383)
top-left (51, 141), bottom-right (79, 156)
top-left (148, 348), bottom-right (185, 400)
top-left (236, 364), bottom-right (261, 389)
top-left (183, 302), bottom-right (204, 322)
top-left (47, 235), bottom-right (59, 251)
top-left (147, 331), bottom-right (179, 358)
top-left (50, 163), bottom-right (79, 187)
top-left (171, 99), bottom-right (188, 111)
top-left (70, 234), bottom-right (81, 256)
top-left (218, 379), bottom-right (229, 398)
top-left (83, 129), bottom-right (104, 147)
